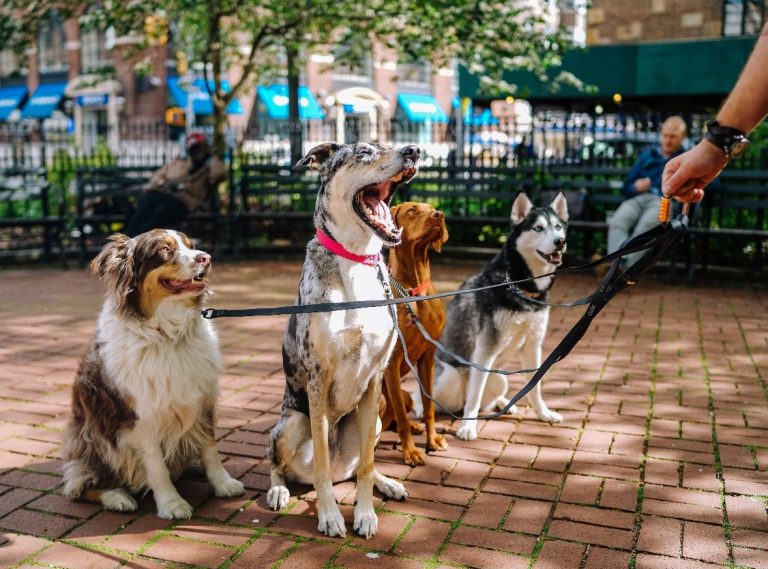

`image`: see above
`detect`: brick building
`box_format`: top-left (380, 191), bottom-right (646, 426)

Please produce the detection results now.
top-left (0, 8), bottom-right (171, 148)
top-left (586, 0), bottom-right (767, 44)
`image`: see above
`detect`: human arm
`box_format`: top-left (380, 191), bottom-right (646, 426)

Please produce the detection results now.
top-left (663, 23), bottom-right (768, 202)
top-left (208, 157), bottom-right (226, 186)
top-left (622, 151), bottom-right (651, 198)
top-left (146, 163), bottom-right (170, 191)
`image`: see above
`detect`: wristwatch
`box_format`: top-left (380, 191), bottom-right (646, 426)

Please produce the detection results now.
top-left (704, 119), bottom-right (750, 158)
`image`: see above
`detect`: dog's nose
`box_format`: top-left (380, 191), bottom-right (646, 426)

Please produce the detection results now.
top-left (554, 238), bottom-right (565, 250)
top-left (401, 145), bottom-right (421, 157)
top-left (431, 210), bottom-right (444, 219)
top-left (196, 253), bottom-right (211, 267)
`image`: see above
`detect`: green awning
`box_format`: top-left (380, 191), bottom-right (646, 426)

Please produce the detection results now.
top-left (460, 36), bottom-right (759, 103)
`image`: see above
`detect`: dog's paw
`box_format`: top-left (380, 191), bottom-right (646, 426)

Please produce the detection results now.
top-left (427, 433), bottom-right (448, 452)
top-left (213, 476), bottom-right (245, 498)
top-left (403, 446), bottom-right (425, 467)
top-left (496, 401), bottom-right (518, 415)
top-left (101, 489), bottom-right (137, 512)
top-left (353, 506), bottom-right (378, 539)
top-left (456, 423), bottom-right (478, 441)
top-left (157, 496), bottom-right (193, 520)
top-left (537, 408), bottom-right (563, 423)
top-left (317, 505), bottom-right (347, 538)
top-left (375, 475), bottom-right (408, 501)
top-left (266, 485), bottom-right (290, 511)
top-left (408, 420), bottom-right (425, 434)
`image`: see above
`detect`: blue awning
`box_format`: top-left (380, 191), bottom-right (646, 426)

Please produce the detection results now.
top-left (21, 83), bottom-right (66, 119)
top-left (0, 85), bottom-right (28, 121)
top-left (397, 93), bottom-right (449, 123)
top-left (257, 84), bottom-right (325, 120)
top-left (167, 77), bottom-right (244, 115)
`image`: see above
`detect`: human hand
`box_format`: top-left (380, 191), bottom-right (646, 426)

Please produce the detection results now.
top-left (634, 178), bottom-right (652, 193)
top-left (662, 140), bottom-right (728, 203)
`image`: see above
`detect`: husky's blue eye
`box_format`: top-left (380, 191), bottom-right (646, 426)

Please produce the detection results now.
top-left (554, 224), bottom-right (562, 231)
top-left (533, 226), bottom-right (544, 232)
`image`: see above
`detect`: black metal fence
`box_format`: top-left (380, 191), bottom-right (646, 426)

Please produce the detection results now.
top-left (1, 116), bottom-right (767, 279)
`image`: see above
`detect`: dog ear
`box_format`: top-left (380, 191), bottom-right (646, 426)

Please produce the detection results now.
top-left (294, 143), bottom-right (341, 171)
top-left (549, 191), bottom-right (569, 222)
top-left (390, 203), bottom-right (402, 227)
top-left (510, 192), bottom-right (533, 226)
top-left (90, 234), bottom-right (136, 315)
top-left (432, 224), bottom-right (449, 253)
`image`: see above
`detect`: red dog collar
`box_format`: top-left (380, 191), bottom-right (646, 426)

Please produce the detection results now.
top-left (409, 280), bottom-right (432, 296)
top-left (316, 229), bottom-right (381, 267)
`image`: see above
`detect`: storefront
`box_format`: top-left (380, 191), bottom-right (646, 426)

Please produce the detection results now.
top-left (65, 76), bottom-right (122, 151)
top-left (256, 84), bottom-right (325, 139)
top-left (167, 76), bottom-right (244, 128)
top-left (394, 93), bottom-right (449, 144)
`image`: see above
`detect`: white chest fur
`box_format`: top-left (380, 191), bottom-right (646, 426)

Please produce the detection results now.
top-left (97, 299), bottom-right (221, 427)
top-left (492, 307), bottom-right (550, 353)
top-left (309, 261), bottom-right (395, 415)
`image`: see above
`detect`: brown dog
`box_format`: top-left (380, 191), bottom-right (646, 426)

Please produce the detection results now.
top-left (382, 202), bottom-right (449, 465)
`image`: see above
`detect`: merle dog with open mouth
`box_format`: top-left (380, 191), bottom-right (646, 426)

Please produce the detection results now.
top-left (266, 142), bottom-right (420, 539)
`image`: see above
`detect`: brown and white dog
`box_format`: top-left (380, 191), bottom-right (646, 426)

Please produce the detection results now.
top-left (381, 202), bottom-right (449, 466)
top-left (61, 229), bottom-right (244, 520)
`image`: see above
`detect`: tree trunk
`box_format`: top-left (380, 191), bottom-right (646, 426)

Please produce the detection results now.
top-left (212, 100), bottom-right (227, 159)
top-left (287, 44), bottom-right (303, 166)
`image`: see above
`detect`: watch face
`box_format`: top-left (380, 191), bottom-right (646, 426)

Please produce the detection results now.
top-left (730, 139), bottom-right (749, 158)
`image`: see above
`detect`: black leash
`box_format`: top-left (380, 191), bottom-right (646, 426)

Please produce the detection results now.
top-left (201, 218), bottom-right (685, 320)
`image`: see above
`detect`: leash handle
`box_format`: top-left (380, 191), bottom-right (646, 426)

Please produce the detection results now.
top-left (658, 196), bottom-right (671, 223)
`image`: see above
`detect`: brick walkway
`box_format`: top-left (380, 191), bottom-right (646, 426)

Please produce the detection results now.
top-left (0, 261), bottom-right (766, 569)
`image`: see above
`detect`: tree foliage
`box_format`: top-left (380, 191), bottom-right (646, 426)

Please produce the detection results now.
top-left (1, 1), bottom-right (575, 156)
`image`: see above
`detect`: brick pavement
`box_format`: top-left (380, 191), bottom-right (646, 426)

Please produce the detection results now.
top-left (0, 260), bottom-right (766, 568)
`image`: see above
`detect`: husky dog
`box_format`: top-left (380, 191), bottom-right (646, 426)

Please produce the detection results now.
top-left (414, 192), bottom-right (569, 441)
top-left (266, 142), bottom-right (420, 539)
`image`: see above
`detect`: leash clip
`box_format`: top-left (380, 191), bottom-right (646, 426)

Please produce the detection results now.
top-left (202, 308), bottom-right (215, 319)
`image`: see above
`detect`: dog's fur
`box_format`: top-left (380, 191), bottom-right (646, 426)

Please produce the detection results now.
top-left (381, 202), bottom-right (449, 466)
top-left (61, 229), bottom-right (244, 519)
top-left (414, 192), bottom-right (569, 441)
top-left (266, 142), bottom-right (420, 538)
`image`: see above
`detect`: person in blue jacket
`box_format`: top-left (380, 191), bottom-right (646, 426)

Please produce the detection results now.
top-left (607, 116), bottom-right (687, 267)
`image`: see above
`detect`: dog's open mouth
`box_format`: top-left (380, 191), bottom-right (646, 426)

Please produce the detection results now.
top-left (161, 274), bottom-right (207, 294)
top-left (538, 250), bottom-right (564, 265)
top-left (353, 167), bottom-right (417, 244)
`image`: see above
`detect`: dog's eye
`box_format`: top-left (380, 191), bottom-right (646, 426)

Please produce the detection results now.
top-left (358, 147), bottom-right (374, 157)
top-left (533, 226), bottom-right (544, 232)
top-left (408, 207), bottom-right (417, 215)
top-left (554, 224), bottom-right (562, 231)
top-left (160, 245), bottom-right (171, 254)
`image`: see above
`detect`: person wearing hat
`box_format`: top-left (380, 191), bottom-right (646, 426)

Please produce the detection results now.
top-left (125, 132), bottom-right (226, 236)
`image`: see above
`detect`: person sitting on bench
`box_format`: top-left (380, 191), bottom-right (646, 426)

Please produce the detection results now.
top-left (125, 132), bottom-right (225, 237)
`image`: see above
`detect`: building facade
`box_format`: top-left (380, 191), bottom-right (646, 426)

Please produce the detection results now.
top-left (586, 0), bottom-right (767, 44)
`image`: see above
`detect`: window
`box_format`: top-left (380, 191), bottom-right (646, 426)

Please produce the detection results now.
top-left (723, 0), bottom-right (765, 36)
top-left (80, 26), bottom-right (111, 71)
top-left (0, 50), bottom-right (24, 77)
top-left (38, 11), bottom-right (68, 73)
top-left (398, 61), bottom-right (431, 86)
top-left (332, 41), bottom-right (372, 83)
